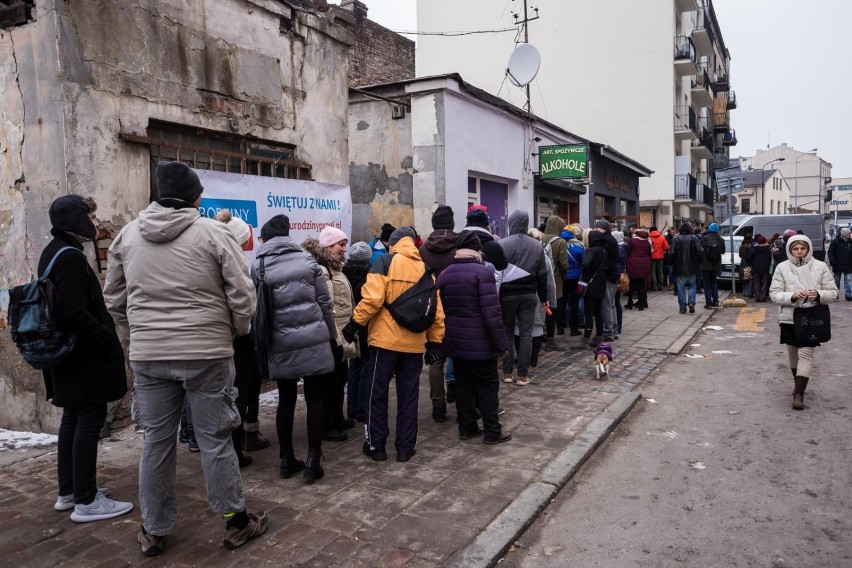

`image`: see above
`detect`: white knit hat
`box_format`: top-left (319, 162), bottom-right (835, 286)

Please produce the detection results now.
top-left (319, 226), bottom-right (348, 247)
top-left (215, 210), bottom-right (251, 246)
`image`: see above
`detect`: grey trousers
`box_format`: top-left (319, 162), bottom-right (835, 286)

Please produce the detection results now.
top-left (501, 293), bottom-right (538, 378)
top-left (131, 357), bottom-right (245, 535)
top-left (602, 281), bottom-right (617, 337)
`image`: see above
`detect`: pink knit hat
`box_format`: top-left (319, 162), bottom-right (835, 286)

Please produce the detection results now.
top-left (319, 226), bottom-right (348, 247)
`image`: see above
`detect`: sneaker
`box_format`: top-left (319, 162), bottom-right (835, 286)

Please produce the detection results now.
top-left (188, 437), bottom-right (200, 452)
top-left (502, 372), bottom-right (515, 384)
top-left (362, 441), bottom-right (387, 461)
top-left (69, 492), bottom-right (133, 523)
top-left (138, 527), bottom-right (164, 557)
top-left (497, 407), bottom-right (506, 415)
top-left (55, 487), bottom-right (109, 512)
top-left (515, 376), bottom-right (531, 386)
top-left (223, 511), bottom-right (269, 550)
top-left (322, 430), bottom-right (348, 442)
top-left (178, 428), bottom-right (189, 444)
top-left (484, 432), bottom-right (513, 445)
top-left (432, 406), bottom-right (447, 423)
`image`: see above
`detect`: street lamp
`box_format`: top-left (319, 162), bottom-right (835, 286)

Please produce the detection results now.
top-left (793, 147), bottom-right (818, 213)
top-left (759, 157), bottom-right (785, 214)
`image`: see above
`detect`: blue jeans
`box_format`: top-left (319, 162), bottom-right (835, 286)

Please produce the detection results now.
top-left (676, 274), bottom-right (697, 312)
top-left (834, 272), bottom-right (852, 299)
top-left (701, 270), bottom-right (719, 306)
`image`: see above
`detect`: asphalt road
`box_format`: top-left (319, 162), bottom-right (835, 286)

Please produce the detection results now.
top-left (500, 299), bottom-right (852, 567)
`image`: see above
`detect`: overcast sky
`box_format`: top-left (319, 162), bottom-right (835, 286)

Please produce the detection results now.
top-left (349, 0), bottom-right (852, 178)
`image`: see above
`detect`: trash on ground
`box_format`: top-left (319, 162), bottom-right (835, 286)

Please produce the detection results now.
top-left (683, 353), bottom-right (704, 358)
top-left (728, 411), bottom-right (740, 415)
top-left (704, 325), bottom-right (724, 331)
top-left (646, 398), bottom-right (657, 403)
top-left (689, 461), bottom-right (707, 470)
top-left (664, 431), bottom-right (678, 439)
top-left (712, 350), bottom-right (733, 354)
top-left (690, 343), bottom-right (701, 347)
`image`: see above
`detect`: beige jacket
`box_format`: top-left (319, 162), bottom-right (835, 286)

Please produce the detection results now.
top-left (104, 202), bottom-right (256, 361)
top-left (769, 235), bottom-right (837, 324)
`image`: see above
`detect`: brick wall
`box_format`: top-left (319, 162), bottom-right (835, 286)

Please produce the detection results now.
top-left (342, 0), bottom-right (415, 87)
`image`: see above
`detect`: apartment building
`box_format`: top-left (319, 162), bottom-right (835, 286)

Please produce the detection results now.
top-left (417, 0), bottom-right (735, 229)
top-left (741, 144), bottom-right (833, 214)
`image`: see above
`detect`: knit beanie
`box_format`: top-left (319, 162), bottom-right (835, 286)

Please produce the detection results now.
top-left (388, 226), bottom-right (416, 246)
top-left (380, 223), bottom-right (396, 243)
top-left (456, 230), bottom-right (482, 251)
top-left (594, 219), bottom-right (611, 231)
top-left (708, 223), bottom-right (720, 233)
top-left (155, 161), bottom-right (203, 203)
top-left (757, 235), bottom-right (768, 244)
top-left (49, 195), bottom-right (97, 239)
top-left (319, 226), bottom-right (348, 247)
top-left (841, 227), bottom-right (851, 237)
top-left (214, 210), bottom-right (251, 247)
top-left (466, 205), bottom-right (489, 228)
top-left (347, 241), bottom-right (372, 265)
top-left (260, 214), bottom-right (290, 241)
top-left (431, 205), bottom-right (455, 230)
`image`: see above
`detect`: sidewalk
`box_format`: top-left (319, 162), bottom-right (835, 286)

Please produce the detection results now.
top-left (0, 286), bottom-right (724, 567)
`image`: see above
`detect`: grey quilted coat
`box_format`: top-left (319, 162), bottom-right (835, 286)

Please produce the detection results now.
top-left (251, 236), bottom-right (336, 379)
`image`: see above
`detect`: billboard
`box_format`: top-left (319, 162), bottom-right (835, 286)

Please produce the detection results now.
top-left (194, 169), bottom-right (352, 262)
top-left (539, 144), bottom-right (589, 180)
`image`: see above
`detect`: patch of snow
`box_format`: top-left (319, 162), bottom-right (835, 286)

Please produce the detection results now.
top-left (258, 390), bottom-right (305, 407)
top-left (689, 461), bottom-right (707, 470)
top-left (664, 431), bottom-right (678, 439)
top-left (0, 428), bottom-right (58, 451)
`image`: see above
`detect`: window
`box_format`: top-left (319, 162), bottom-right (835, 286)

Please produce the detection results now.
top-left (740, 198), bottom-right (751, 213)
top-left (0, 1), bottom-right (34, 29)
top-left (770, 201), bottom-right (774, 214)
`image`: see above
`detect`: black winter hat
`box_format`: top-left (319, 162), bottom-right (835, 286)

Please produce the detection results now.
top-left (679, 222), bottom-right (693, 235)
top-left (261, 214), bottom-right (290, 241)
top-left (466, 207), bottom-right (489, 228)
top-left (380, 223), bottom-right (396, 243)
top-left (431, 205), bottom-right (455, 230)
top-left (49, 195), bottom-right (97, 239)
top-left (155, 161), bottom-right (204, 203)
top-left (456, 230), bottom-right (482, 252)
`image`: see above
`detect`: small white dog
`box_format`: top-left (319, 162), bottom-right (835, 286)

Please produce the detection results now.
top-left (594, 342), bottom-right (613, 380)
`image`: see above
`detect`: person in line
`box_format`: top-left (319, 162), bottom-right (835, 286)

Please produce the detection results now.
top-left (104, 162), bottom-right (266, 555)
top-left (43, 195), bottom-right (133, 523)
top-left (342, 241), bottom-right (373, 423)
top-left (613, 230), bottom-right (629, 337)
top-left (525, 227), bottom-right (558, 365)
top-left (592, 220), bottom-right (620, 342)
top-left (303, 226), bottom-right (358, 443)
top-left (582, 228), bottom-right (609, 346)
top-left (669, 222), bottom-right (704, 314)
top-left (560, 227), bottom-right (585, 336)
top-left (462, 205), bottom-right (508, 271)
top-left (498, 211), bottom-right (549, 386)
top-left (369, 223), bottom-right (396, 264)
top-left (700, 223), bottom-right (725, 309)
top-left (827, 227), bottom-right (852, 301)
top-left (665, 226), bottom-right (678, 292)
top-left (541, 215), bottom-right (569, 343)
top-left (437, 231), bottom-right (511, 444)
top-left (253, 215), bottom-right (337, 485)
top-left (418, 205), bottom-right (458, 423)
top-left (625, 228), bottom-right (652, 311)
top-left (648, 226), bottom-right (670, 291)
top-left (346, 227), bottom-right (446, 462)
top-left (693, 226), bottom-right (705, 295)
top-left (769, 235), bottom-right (838, 410)
top-left (214, 209), bottom-right (258, 468)
top-left (748, 235), bottom-right (773, 302)
top-left (739, 233), bottom-right (754, 298)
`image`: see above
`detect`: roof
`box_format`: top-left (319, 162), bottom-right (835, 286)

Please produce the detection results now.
top-left (351, 73), bottom-right (653, 178)
top-left (742, 169), bottom-right (775, 186)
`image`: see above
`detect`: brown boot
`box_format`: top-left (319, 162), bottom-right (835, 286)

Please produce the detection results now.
top-left (792, 376), bottom-right (809, 410)
top-left (243, 430), bottom-right (271, 451)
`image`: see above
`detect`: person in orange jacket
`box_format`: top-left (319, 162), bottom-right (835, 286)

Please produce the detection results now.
top-left (649, 226), bottom-right (670, 291)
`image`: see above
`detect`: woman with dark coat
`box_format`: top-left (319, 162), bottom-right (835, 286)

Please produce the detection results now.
top-left (625, 228), bottom-right (652, 310)
top-left (342, 242), bottom-right (372, 422)
top-left (436, 231), bottom-right (511, 444)
top-left (39, 195), bottom-right (132, 522)
top-left (582, 230), bottom-right (609, 346)
top-left (748, 235), bottom-right (773, 302)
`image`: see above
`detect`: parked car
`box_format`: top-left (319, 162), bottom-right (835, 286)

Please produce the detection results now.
top-left (719, 235), bottom-right (744, 288)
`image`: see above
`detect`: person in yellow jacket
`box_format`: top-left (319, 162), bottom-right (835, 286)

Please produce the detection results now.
top-left (342, 227), bottom-right (445, 463)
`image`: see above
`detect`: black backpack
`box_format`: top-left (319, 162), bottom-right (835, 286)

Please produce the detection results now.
top-left (7, 247), bottom-right (81, 370)
top-left (377, 253), bottom-right (437, 333)
top-left (251, 255), bottom-right (273, 376)
top-left (705, 237), bottom-right (722, 263)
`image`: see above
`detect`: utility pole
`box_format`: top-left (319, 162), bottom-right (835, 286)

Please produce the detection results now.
top-left (512, 0), bottom-right (539, 112)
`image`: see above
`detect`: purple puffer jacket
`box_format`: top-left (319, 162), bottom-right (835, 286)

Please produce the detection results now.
top-left (436, 257), bottom-right (508, 360)
top-left (626, 230), bottom-right (652, 279)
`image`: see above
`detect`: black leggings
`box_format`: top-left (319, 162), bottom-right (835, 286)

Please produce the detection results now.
top-left (276, 376), bottom-right (324, 455)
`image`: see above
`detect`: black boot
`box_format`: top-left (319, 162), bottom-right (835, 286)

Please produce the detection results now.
top-left (530, 336), bottom-right (542, 367)
top-left (432, 404), bottom-right (447, 423)
top-left (279, 448), bottom-right (305, 479)
top-left (303, 448), bottom-right (324, 484)
top-left (792, 376), bottom-right (809, 410)
top-left (446, 381), bottom-right (456, 404)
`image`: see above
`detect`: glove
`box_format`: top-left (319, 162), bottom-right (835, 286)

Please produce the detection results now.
top-left (331, 339), bottom-right (344, 363)
top-left (424, 342), bottom-right (445, 366)
top-left (342, 318), bottom-right (360, 344)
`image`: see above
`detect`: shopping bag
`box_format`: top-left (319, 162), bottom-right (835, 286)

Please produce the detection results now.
top-left (793, 304), bottom-right (831, 346)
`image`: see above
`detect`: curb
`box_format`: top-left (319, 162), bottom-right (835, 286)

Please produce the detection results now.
top-left (445, 391), bottom-right (641, 568)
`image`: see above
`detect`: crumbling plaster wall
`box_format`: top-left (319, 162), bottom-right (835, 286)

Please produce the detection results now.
top-left (0, 0), bottom-right (352, 431)
top-left (348, 93), bottom-right (414, 243)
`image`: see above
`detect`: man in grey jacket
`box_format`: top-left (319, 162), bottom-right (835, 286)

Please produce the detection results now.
top-left (104, 161), bottom-right (267, 557)
top-left (498, 211), bottom-right (548, 385)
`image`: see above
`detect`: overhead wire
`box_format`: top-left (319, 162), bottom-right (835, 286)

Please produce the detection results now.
top-left (389, 27), bottom-right (517, 37)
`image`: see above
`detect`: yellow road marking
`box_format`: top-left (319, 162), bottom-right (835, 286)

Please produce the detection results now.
top-left (734, 307), bottom-right (766, 332)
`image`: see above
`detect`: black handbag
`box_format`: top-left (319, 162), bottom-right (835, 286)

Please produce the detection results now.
top-left (793, 303), bottom-right (831, 346)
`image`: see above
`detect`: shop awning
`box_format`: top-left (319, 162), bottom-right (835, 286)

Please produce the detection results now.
top-left (534, 174), bottom-right (587, 195)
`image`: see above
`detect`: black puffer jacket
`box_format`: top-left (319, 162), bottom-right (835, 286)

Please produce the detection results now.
top-left (748, 242), bottom-right (773, 274)
top-left (38, 231), bottom-right (127, 408)
top-left (828, 234), bottom-right (852, 273)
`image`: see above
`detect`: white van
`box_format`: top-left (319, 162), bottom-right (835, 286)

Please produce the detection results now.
top-left (718, 214), bottom-right (825, 260)
top-left (719, 235), bottom-right (744, 286)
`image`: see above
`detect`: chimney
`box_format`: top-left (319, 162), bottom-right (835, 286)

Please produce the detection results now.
top-left (340, 0), bottom-right (368, 20)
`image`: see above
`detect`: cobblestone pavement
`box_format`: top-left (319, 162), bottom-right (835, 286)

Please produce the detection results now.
top-left (0, 288), bottom-right (720, 567)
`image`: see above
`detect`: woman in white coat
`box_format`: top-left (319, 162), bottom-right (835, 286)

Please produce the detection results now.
top-left (769, 235), bottom-right (838, 410)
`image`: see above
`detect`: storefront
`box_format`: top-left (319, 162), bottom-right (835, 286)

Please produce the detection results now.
top-left (586, 143), bottom-right (651, 230)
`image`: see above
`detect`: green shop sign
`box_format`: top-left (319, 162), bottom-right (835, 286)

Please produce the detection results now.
top-left (539, 144), bottom-right (589, 180)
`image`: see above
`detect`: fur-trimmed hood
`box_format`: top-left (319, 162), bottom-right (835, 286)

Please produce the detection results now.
top-left (302, 236), bottom-right (343, 272)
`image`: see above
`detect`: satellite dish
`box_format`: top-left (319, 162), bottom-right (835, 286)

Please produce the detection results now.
top-left (506, 43), bottom-right (541, 87)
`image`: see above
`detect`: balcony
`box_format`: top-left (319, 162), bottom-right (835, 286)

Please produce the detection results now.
top-left (713, 111), bottom-right (729, 132)
top-left (696, 181), bottom-right (715, 208)
top-left (722, 128), bottom-right (737, 146)
top-left (674, 36), bottom-right (697, 76)
top-left (713, 147), bottom-right (730, 169)
top-left (728, 90), bottom-right (737, 109)
top-left (675, 0), bottom-right (698, 13)
top-left (691, 128), bottom-right (714, 159)
top-left (674, 105), bottom-right (698, 140)
top-left (711, 73), bottom-right (730, 93)
top-left (691, 3), bottom-right (716, 54)
top-left (691, 64), bottom-right (713, 107)
top-left (675, 174), bottom-right (697, 201)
